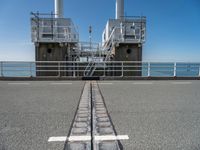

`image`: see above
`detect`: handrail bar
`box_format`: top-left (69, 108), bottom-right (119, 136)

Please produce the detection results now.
top-left (1, 61), bottom-right (200, 63)
top-left (1, 61), bottom-right (200, 78)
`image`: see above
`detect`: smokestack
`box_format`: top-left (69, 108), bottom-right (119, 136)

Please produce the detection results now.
top-left (55, 0), bottom-right (63, 18)
top-left (116, 0), bottom-right (124, 19)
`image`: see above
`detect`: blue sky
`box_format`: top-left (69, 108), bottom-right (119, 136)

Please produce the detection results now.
top-left (0, 0), bottom-right (199, 61)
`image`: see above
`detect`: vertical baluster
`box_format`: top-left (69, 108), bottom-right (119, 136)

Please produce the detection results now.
top-left (174, 62), bottom-right (177, 77)
top-left (73, 62), bottom-right (75, 77)
top-left (1, 62), bottom-right (3, 77)
top-left (58, 62), bottom-right (61, 77)
top-left (30, 62), bottom-right (32, 77)
top-left (198, 65), bottom-right (200, 77)
top-left (147, 62), bottom-right (151, 77)
top-left (104, 62), bottom-right (106, 77)
top-left (121, 62), bottom-right (124, 77)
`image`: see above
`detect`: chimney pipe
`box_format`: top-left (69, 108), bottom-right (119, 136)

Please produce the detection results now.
top-left (55, 0), bottom-right (63, 18)
top-left (116, 0), bottom-right (124, 20)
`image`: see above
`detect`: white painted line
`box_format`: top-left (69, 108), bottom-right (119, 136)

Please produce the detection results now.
top-left (95, 135), bottom-right (129, 141)
top-left (132, 82), bottom-right (153, 85)
top-left (48, 136), bottom-right (67, 142)
top-left (172, 82), bottom-right (191, 85)
top-left (50, 83), bottom-right (72, 85)
top-left (8, 83), bottom-right (30, 85)
top-left (48, 136), bottom-right (91, 142)
top-left (98, 83), bottom-right (113, 85)
top-left (68, 136), bottom-right (91, 142)
top-left (48, 135), bottom-right (129, 142)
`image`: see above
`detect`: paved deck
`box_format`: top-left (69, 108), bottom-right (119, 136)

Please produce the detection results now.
top-left (0, 80), bottom-right (200, 150)
top-left (99, 81), bottom-right (200, 150)
top-left (0, 81), bottom-right (84, 150)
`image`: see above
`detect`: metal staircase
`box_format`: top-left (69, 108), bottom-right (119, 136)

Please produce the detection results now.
top-left (83, 26), bottom-right (119, 77)
top-left (83, 28), bottom-right (117, 77)
top-left (104, 43), bottom-right (115, 61)
top-left (84, 61), bottom-right (96, 77)
top-left (103, 27), bottom-right (118, 61)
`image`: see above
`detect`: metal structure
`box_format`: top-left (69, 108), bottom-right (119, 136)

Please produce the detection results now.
top-left (102, 17), bottom-right (146, 47)
top-left (102, 0), bottom-right (146, 65)
top-left (30, 0), bottom-right (80, 77)
top-left (31, 13), bottom-right (79, 43)
top-left (1, 61), bottom-right (200, 78)
top-left (78, 42), bottom-right (104, 59)
top-left (55, 0), bottom-right (63, 18)
top-left (30, 0), bottom-right (147, 77)
top-left (31, 0), bottom-right (79, 76)
top-left (116, 0), bottom-right (124, 20)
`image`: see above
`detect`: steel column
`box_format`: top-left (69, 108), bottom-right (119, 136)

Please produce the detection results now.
top-left (174, 62), bottom-right (177, 77)
top-left (103, 62), bottom-right (106, 77)
top-left (199, 65), bottom-right (200, 77)
top-left (121, 62), bottom-right (124, 77)
top-left (0, 62), bottom-right (3, 77)
top-left (58, 62), bottom-right (61, 77)
top-left (55, 0), bottom-right (63, 18)
top-left (30, 62), bottom-right (32, 77)
top-left (116, 0), bottom-right (124, 19)
top-left (147, 62), bottom-right (151, 77)
top-left (73, 62), bottom-right (75, 77)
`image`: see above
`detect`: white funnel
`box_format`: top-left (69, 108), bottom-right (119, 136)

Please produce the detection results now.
top-left (116, 0), bottom-right (124, 19)
top-left (55, 0), bottom-right (63, 18)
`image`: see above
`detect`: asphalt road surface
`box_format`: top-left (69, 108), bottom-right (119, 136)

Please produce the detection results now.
top-left (99, 81), bottom-right (200, 150)
top-left (1, 80), bottom-right (200, 150)
top-left (0, 81), bottom-right (84, 150)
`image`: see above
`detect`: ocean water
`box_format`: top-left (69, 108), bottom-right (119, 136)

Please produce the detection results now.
top-left (142, 63), bottom-right (200, 77)
top-left (0, 62), bottom-right (36, 77)
top-left (0, 62), bottom-right (199, 77)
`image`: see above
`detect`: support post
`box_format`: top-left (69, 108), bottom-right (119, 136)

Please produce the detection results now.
top-left (174, 62), bottom-right (177, 77)
top-left (30, 62), bottom-right (32, 77)
top-left (77, 62), bottom-right (79, 77)
top-left (103, 62), bottom-right (106, 77)
top-left (58, 62), bottom-right (61, 77)
top-left (121, 62), bottom-right (124, 77)
top-left (147, 62), bottom-right (151, 77)
top-left (199, 65), bottom-right (200, 77)
top-left (73, 62), bottom-right (76, 77)
top-left (0, 62), bottom-right (3, 77)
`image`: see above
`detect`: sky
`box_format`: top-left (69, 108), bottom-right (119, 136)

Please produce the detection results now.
top-left (0, 0), bottom-right (199, 61)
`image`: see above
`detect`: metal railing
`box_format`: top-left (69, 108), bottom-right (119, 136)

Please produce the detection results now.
top-left (31, 13), bottom-right (79, 43)
top-left (0, 61), bottom-right (200, 78)
top-left (102, 17), bottom-right (146, 47)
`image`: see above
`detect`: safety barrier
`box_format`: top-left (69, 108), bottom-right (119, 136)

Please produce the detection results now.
top-left (0, 61), bottom-right (200, 77)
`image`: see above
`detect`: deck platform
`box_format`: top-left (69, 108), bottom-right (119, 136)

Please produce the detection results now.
top-left (0, 80), bottom-right (200, 149)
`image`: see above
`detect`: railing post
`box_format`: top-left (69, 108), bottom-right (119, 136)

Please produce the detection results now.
top-left (73, 62), bottom-right (76, 77)
top-left (30, 62), bottom-right (32, 77)
top-left (121, 62), bottom-right (124, 77)
top-left (199, 65), bottom-right (200, 77)
top-left (174, 62), bottom-right (177, 77)
top-left (58, 62), bottom-right (61, 77)
top-left (147, 62), bottom-right (151, 77)
top-left (0, 62), bottom-right (3, 77)
top-left (103, 62), bottom-right (106, 77)
top-left (77, 62), bottom-right (79, 77)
